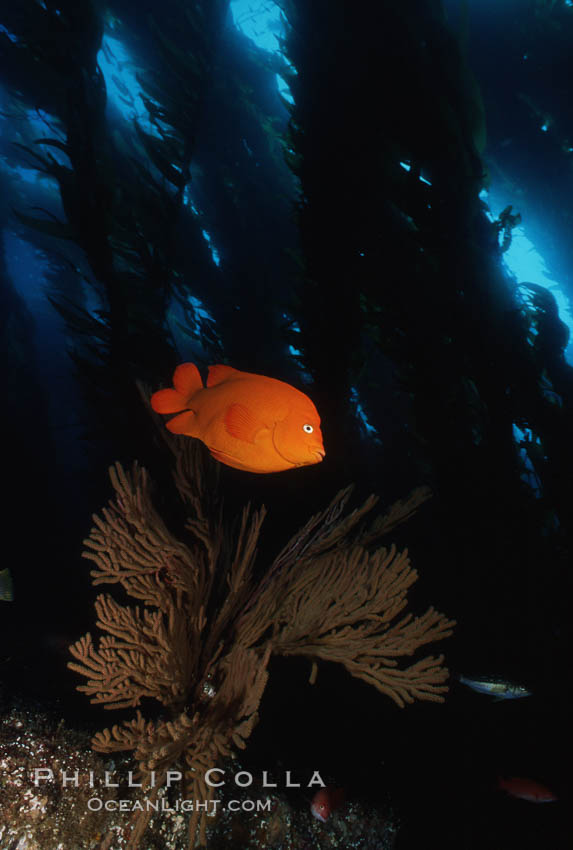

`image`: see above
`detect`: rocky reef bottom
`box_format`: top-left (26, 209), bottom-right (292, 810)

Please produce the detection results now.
top-left (0, 703), bottom-right (397, 850)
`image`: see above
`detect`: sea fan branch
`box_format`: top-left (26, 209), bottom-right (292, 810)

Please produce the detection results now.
top-left (70, 439), bottom-right (453, 847)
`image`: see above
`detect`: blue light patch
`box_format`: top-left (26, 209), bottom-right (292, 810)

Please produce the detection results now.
top-left (481, 190), bottom-right (573, 364)
top-left (277, 75), bottom-right (294, 105)
top-left (230, 0), bottom-right (285, 53)
top-left (201, 229), bottom-right (221, 267)
top-left (399, 160), bottom-right (432, 185)
top-left (512, 424), bottom-right (543, 498)
top-left (97, 35), bottom-right (159, 135)
top-left (350, 386), bottom-right (380, 441)
top-left (281, 313), bottom-right (314, 381)
top-left (182, 190), bottom-right (220, 266)
top-left (282, 312), bottom-right (301, 332)
top-left (26, 107), bottom-right (63, 137)
top-left (1, 106), bottom-right (68, 175)
top-left (504, 226), bottom-right (573, 360)
top-left (0, 24), bottom-right (19, 43)
top-left (188, 294), bottom-right (215, 324)
top-left (183, 186), bottom-right (201, 215)
top-left (229, 0), bottom-right (295, 106)
top-left (284, 315), bottom-right (302, 351)
top-left (8, 165), bottom-right (49, 184)
top-left (166, 293), bottom-right (221, 359)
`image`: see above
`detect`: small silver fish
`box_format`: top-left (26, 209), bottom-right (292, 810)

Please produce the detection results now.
top-left (0, 569), bottom-right (14, 602)
top-left (459, 674), bottom-right (531, 701)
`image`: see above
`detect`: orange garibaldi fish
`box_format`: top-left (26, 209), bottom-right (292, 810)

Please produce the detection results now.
top-left (150, 363), bottom-right (326, 473)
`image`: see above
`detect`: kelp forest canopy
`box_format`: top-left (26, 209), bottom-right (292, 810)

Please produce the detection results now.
top-left (1, 0), bottom-right (572, 771)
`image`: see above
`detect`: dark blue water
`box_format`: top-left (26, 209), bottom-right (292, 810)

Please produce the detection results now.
top-left (1, 2), bottom-right (572, 848)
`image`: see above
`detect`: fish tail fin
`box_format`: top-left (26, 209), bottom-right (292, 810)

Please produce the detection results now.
top-left (0, 568), bottom-right (14, 602)
top-left (151, 363), bottom-right (203, 414)
top-left (165, 410), bottom-right (198, 435)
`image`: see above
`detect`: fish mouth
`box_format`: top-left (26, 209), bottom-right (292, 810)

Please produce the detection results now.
top-left (311, 806), bottom-right (328, 823)
top-left (296, 447), bottom-right (325, 465)
top-left (270, 427), bottom-right (325, 466)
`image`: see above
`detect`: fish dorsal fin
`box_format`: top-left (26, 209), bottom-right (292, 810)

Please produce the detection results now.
top-left (173, 363), bottom-right (203, 397)
top-left (207, 364), bottom-right (241, 387)
top-left (224, 403), bottom-right (265, 443)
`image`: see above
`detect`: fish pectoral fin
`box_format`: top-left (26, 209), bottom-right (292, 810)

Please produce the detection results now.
top-left (224, 403), bottom-right (266, 443)
top-left (207, 364), bottom-right (241, 387)
top-left (166, 410), bottom-right (198, 435)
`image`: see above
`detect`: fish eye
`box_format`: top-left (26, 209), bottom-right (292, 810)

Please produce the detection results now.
top-left (303, 424), bottom-right (314, 434)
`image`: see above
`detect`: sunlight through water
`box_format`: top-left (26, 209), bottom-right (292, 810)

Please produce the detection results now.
top-left (97, 34), bottom-right (158, 135)
top-left (229, 0), bottom-right (295, 105)
top-left (480, 189), bottom-right (573, 365)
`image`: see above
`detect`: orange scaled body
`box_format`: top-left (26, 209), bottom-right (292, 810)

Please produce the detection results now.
top-left (150, 363), bottom-right (325, 473)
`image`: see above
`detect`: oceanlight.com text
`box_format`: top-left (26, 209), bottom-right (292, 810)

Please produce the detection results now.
top-left (86, 797), bottom-right (272, 814)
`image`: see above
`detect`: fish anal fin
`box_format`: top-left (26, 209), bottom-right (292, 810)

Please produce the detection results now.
top-left (224, 403), bottom-right (265, 443)
top-left (173, 363), bottom-right (203, 397)
top-left (166, 410), bottom-right (198, 435)
top-left (207, 364), bottom-right (241, 387)
top-left (209, 448), bottom-right (250, 470)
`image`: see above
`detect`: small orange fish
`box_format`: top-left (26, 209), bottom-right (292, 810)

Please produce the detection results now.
top-left (497, 776), bottom-right (558, 803)
top-left (150, 363), bottom-right (325, 473)
top-left (310, 787), bottom-right (345, 823)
